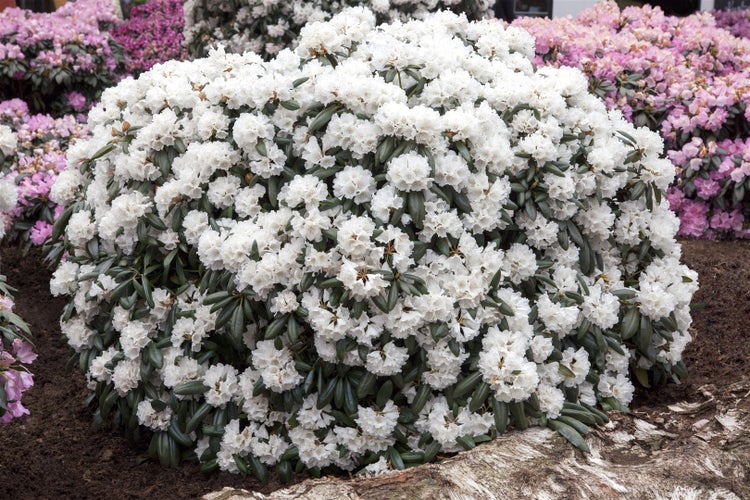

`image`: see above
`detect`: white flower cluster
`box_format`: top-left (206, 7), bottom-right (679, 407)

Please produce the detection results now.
top-left (51, 9), bottom-right (697, 476)
top-left (183, 0), bottom-right (495, 58)
top-left (0, 177), bottom-right (17, 214)
top-left (0, 124), bottom-right (15, 158)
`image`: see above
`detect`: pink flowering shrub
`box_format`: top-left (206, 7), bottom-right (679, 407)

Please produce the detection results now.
top-left (0, 263), bottom-right (36, 423)
top-left (513, 1), bottom-right (750, 239)
top-left (0, 0), bottom-right (125, 115)
top-left (714, 9), bottom-right (750, 39)
top-left (668, 137), bottom-right (750, 238)
top-left (110, 0), bottom-right (187, 76)
top-left (0, 99), bottom-right (89, 247)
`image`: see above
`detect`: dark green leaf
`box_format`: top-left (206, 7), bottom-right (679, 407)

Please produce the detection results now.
top-left (548, 419), bottom-right (590, 453)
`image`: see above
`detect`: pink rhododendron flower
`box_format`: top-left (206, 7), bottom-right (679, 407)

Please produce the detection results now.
top-left (29, 221), bottom-right (53, 245)
top-left (677, 199), bottom-right (711, 238)
top-left (0, 98), bottom-right (89, 247)
top-left (12, 339), bottom-right (37, 365)
top-left (110, 0), bottom-right (187, 75)
top-left (0, 295), bottom-right (13, 311)
top-left (694, 177), bottom-right (721, 200)
top-left (64, 92), bottom-right (88, 112)
top-left (0, 306), bottom-right (35, 423)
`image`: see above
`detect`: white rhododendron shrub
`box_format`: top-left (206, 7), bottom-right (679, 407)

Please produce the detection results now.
top-left (183, 0), bottom-right (494, 58)
top-left (49, 9), bottom-right (697, 478)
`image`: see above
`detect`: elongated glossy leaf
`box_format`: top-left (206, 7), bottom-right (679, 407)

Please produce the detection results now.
top-left (174, 381), bottom-right (209, 396)
top-left (637, 316), bottom-right (653, 354)
top-left (452, 371), bottom-right (482, 399)
top-left (423, 441), bottom-right (441, 462)
top-left (469, 382), bottom-right (491, 412)
top-left (307, 104), bottom-right (340, 134)
top-left (548, 419), bottom-right (590, 453)
top-left (407, 191), bottom-right (425, 229)
top-left (560, 408), bottom-right (598, 426)
top-left (147, 341), bottom-right (163, 369)
top-left (556, 415), bottom-right (590, 436)
top-left (456, 435), bottom-right (475, 450)
top-left (186, 403), bottom-right (212, 433)
top-left (411, 384), bottom-right (431, 414)
top-left (249, 455), bottom-right (269, 484)
top-left (317, 377), bottom-right (337, 409)
top-left (357, 372), bottom-right (377, 398)
top-left (168, 419), bottom-right (194, 447)
top-left (633, 367), bottom-right (650, 388)
top-left (376, 379), bottom-right (393, 406)
top-left (0, 384), bottom-right (7, 415)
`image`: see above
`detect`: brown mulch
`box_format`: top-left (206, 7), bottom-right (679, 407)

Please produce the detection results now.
top-left (0, 239), bottom-right (748, 499)
top-left (633, 239), bottom-right (750, 409)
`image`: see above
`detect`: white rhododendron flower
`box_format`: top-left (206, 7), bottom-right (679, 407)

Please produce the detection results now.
top-left (0, 124), bottom-right (16, 157)
top-left (598, 373), bottom-right (635, 407)
top-left (120, 321), bottom-right (152, 359)
top-left (112, 358), bottom-right (141, 396)
top-left (203, 363), bottom-right (240, 407)
top-left (0, 177), bottom-right (18, 213)
top-left (386, 152), bottom-right (432, 192)
top-left (136, 400), bottom-right (174, 431)
top-left (252, 340), bottom-right (303, 393)
top-left (65, 210), bottom-right (97, 248)
top-left (49, 168), bottom-right (85, 205)
top-left (536, 383), bottom-right (565, 419)
top-left (51, 9), bottom-right (697, 476)
top-left (89, 346), bottom-right (119, 383)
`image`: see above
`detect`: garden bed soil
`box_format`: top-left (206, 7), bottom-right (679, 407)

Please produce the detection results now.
top-left (0, 238), bottom-right (748, 499)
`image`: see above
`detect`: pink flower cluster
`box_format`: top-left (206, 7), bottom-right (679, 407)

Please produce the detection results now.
top-left (0, 99), bottom-right (89, 246)
top-left (668, 137), bottom-right (750, 238)
top-left (110, 0), bottom-right (187, 75)
top-left (0, 289), bottom-right (36, 423)
top-left (0, 0), bottom-right (125, 115)
top-left (514, 1), bottom-right (750, 239)
top-left (714, 9), bottom-right (750, 39)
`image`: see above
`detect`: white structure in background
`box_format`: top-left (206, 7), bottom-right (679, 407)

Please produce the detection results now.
top-left (551, 0), bottom-right (598, 17)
